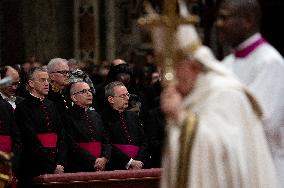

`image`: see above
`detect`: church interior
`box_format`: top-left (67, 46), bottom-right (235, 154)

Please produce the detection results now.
top-left (1, 0), bottom-right (284, 187)
top-left (0, 0), bottom-right (284, 66)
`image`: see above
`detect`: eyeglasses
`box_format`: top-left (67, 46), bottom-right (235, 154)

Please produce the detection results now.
top-left (51, 70), bottom-right (70, 76)
top-left (32, 78), bottom-right (49, 84)
top-left (10, 81), bottom-right (20, 86)
top-left (72, 89), bottom-right (92, 95)
top-left (113, 93), bottom-right (131, 99)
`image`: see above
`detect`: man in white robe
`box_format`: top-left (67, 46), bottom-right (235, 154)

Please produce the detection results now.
top-left (160, 45), bottom-right (279, 188)
top-left (216, 0), bottom-right (284, 184)
top-left (146, 3), bottom-right (279, 183)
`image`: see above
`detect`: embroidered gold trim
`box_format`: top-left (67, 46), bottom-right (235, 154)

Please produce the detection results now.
top-left (51, 84), bottom-right (61, 93)
top-left (175, 110), bottom-right (198, 188)
top-left (243, 89), bottom-right (263, 119)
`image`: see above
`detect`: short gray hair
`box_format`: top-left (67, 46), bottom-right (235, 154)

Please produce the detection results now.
top-left (27, 67), bottom-right (48, 80)
top-left (104, 81), bottom-right (125, 98)
top-left (47, 58), bottom-right (68, 73)
top-left (70, 81), bottom-right (85, 95)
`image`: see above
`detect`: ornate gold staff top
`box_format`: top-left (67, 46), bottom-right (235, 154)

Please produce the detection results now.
top-left (138, 0), bottom-right (200, 86)
top-left (138, 2), bottom-right (200, 187)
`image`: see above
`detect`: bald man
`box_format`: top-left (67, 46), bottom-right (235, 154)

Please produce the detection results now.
top-left (111, 59), bottom-right (126, 66)
top-left (0, 66), bottom-right (24, 109)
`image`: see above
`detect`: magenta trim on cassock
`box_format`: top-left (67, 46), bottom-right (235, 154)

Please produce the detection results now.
top-left (113, 144), bottom-right (140, 158)
top-left (79, 141), bottom-right (101, 158)
top-left (37, 133), bottom-right (57, 148)
top-left (0, 135), bottom-right (12, 152)
top-left (234, 37), bottom-right (266, 58)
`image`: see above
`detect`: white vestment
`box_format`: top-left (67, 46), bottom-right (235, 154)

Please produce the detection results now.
top-left (161, 69), bottom-right (279, 188)
top-left (223, 33), bottom-right (284, 186)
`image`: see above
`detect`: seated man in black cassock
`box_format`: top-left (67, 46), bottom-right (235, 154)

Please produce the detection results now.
top-left (14, 67), bottom-right (66, 188)
top-left (0, 79), bottom-right (22, 186)
top-left (102, 81), bottom-right (149, 170)
top-left (63, 81), bottom-right (111, 172)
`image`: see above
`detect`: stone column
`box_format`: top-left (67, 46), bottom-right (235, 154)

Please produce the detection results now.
top-left (104, 0), bottom-right (116, 61)
top-left (74, 0), bottom-right (100, 64)
top-left (22, 0), bottom-right (73, 64)
top-left (0, 1), bottom-right (2, 65)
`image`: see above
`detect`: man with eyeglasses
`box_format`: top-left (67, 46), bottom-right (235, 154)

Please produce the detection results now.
top-left (62, 81), bottom-right (111, 172)
top-left (0, 66), bottom-right (24, 109)
top-left (101, 81), bottom-right (149, 170)
top-left (47, 58), bottom-right (71, 112)
top-left (15, 67), bottom-right (66, 188)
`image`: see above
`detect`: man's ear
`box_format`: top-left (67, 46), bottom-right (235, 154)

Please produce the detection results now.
top-left (28, 80), bottom-right (34, 89)
top-left (71, 94), bottom-right (77, 102)
top-left (49, 73), bottom-right (55, 81)
top-left (107, 96), bottom-right (114, 104)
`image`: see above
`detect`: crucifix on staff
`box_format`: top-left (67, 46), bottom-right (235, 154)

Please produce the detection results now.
top-left (138, 0), bottom-right (200, 85)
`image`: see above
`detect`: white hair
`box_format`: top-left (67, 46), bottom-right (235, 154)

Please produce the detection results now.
top-left (47, 58), bottom-right (68, 73)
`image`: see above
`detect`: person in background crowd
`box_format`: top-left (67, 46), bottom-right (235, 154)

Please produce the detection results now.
top-left (216, 0), bottom-right (284, 185)
top-left (111, 59), bottom-right (127, 67)
top-left (94, 59), bottom-right (139, 114)
top-left (67, 58), bottom-right (81, 71)
top-left (101, 81), bottom-right (149, 170)
top-left (90, 60), bottom-right (110, 86)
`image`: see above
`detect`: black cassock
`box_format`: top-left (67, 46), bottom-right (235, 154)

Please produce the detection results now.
top-left (101, 106), bottom-right (149, 170)
top-left (14, 94), bottom-right (66, 187)
top-left (0, 96), bottom-right (22, 175)
top-left (47, 84), bottom-right (71, 112)
top-left (62, 105), bottom-right (111, 172)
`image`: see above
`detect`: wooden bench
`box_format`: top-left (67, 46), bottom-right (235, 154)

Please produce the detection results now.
top-left (33, 168), bottom-right (161, 188)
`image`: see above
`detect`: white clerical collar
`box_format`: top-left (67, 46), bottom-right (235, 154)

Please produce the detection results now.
top-left (0, 92), bottom-right (16, 101)
top-left (236, 33), bottom-right (261, 51)
top-left (0, 92), bottom-right (16, 109)
top-left (0, 92), bottom-right (8, 100)
top-left (29, 92), bottom-right (45, 101)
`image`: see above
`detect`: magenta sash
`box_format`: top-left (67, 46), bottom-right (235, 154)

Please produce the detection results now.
top-left (113, 144), bottom-right (140, 158)
top-left (79, 141), bottom-right (101, 158)
top-left (234, 37), bottom-right (266, 58)
top-left (0, 135), bottom-right (12, 152)
top-left (37, 133), bottom-right (57, 148)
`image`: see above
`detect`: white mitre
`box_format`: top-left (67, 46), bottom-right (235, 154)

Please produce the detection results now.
top-left (151, 22), bottom-right (230, 75)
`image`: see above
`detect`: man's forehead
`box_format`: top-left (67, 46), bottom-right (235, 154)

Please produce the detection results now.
top-left (219, 0), bottom-right (239, 14)
top-left (114, 85), bottom-right (127, 92)
top-left (54, 62), bottom-right (69, 70)
top-left (34, 71), bottom-right (49, 78)
top-left (6, 68), bottom-right (20, 78)
top-left (73, 82), bottom-right (89, 89)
